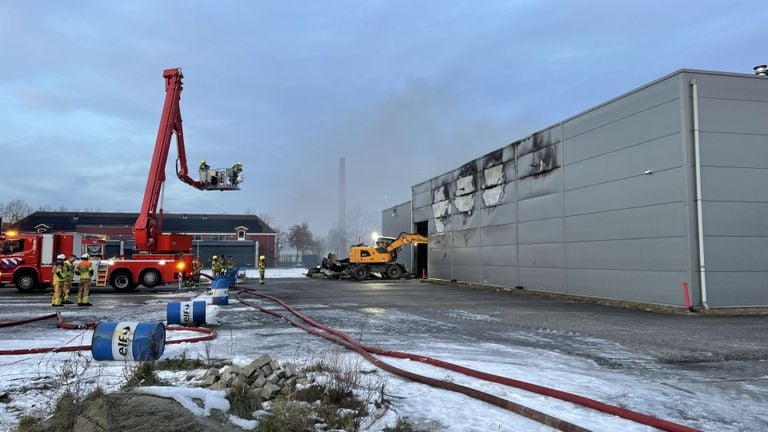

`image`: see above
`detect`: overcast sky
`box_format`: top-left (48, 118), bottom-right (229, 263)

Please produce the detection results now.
top-left (0, 1), bottom-right (764, 235)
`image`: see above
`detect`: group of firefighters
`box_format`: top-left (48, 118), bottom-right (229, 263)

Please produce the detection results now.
top-left (51, 253), bottom-right (268, 306)
top-left (51, 253), bottom-right (93, 307)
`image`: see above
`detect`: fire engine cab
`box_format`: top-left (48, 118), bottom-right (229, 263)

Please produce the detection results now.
top-left (0, 231), bottom-right (105, 292)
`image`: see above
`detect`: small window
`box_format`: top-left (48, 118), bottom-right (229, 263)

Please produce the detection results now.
top-left (360, 250), bottom-right (371, 257)
top-left (193, 235), bottom-right (202, 241)
top-left (3, 239), bottom-right (25, 254)
top-left (237, 230), bottom-right (246, 240)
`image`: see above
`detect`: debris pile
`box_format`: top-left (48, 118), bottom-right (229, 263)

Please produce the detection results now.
top-left (197, 354), bottom-right (309, 400)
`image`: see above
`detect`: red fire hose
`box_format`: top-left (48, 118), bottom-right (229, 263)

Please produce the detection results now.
top-left (0, 312), bottom-right (217, 356)
top-left (236, 287), bottom-right (700, 432)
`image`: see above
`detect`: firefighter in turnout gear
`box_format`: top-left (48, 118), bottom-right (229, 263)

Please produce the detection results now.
top-left (51, 254), bottom-right (66, 307)
top-left (225, 256), bottom-right (235, 273)
top-left (61, 255), bottom-right (76, 304)
top-left (192, 256), bottom-right (203, 286)
top-left (258, 255), bottom-right (266, 284)
top-left (75, 254), bottom-right (93, 306)
top-left (211, 255), bottom-right (222, 277)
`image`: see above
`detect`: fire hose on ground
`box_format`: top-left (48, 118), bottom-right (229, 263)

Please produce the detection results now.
top-left (234, 286), bottom-right (700, 432)
top-left (0, 312), bottom-right (217, 356)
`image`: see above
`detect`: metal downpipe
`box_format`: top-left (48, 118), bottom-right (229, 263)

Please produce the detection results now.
top-left (690, 79), bottom-right (709, 309)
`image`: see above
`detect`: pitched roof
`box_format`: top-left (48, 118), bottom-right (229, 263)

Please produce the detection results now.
top-left (14, 211), bottom-right (274, 234)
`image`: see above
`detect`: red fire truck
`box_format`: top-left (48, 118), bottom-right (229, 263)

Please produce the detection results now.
top-left (0, 231), bottom-right (105, 292)
top-left (2, 68), bottom-right (241, 292)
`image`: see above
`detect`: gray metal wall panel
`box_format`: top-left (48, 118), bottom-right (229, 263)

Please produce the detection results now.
top-left (564, 168), bottom-right (684, 216)
top-left (480, 201), bottom-right (517, 226)
top-left (480, 224), bottom-right (517, 246)
top-left (517, 170), bottom-right (563, 201)
top-left (453, 228), bottom-right (482, 248)
top-left (480, 245), bottom-right (517, 267)
top-left (563, 76), bottom-right (679, 140)
top-left (482, 266), bottom-right (518, 287)
top-left (700, 167), bottom-right (768, 202)
top-left (705, 273), bottom-right (768, 307)
top-left (704, 237), bottom-right (768, 271)
top-left (502, 143), bottom-right (517, 162)
top-left (452, 205), bottom-right (481, 230)
top-left (519, 243), bottom-right (563, 267)
top-left (698, 98), bottom-right (768, 135)
top-left (429, 264), bottom-right (452, 280)
top-left (453, 264), bottom-right (483, 283)
top-left (692, 74), bottom-right (768, 101)
top-left (702, 202), bottom-right (768, 236)
top-left (565, 133), bottom-right (682, 190)
top-left (412, 191), bottom-right (431, 209)
top-left (518, 218), bottom-right (564, 244)
top-left (699, 132), bottom-right (768, 168)
top-left (452, 246), bottom-right (483, 266)
top-left (565, 203), bottom-right (687, 242)
top-left (564, 100), bottom-right (681, 164)
top-left (412, 181), bottom-right (430, 195)
top-left (567, 238), bottom-right (688, 271)
top-left (413, 206), bottom-right (430, 223)
top-left (567, 269), bottom-right (687, 305)
top-left (518, 194), bottom-right (563, 222)
top-left (519, 267), bottom-right (566, 293)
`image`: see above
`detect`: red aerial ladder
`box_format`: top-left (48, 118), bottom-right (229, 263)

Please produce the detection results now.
top-left (103, 67), bottom-right (241, 291)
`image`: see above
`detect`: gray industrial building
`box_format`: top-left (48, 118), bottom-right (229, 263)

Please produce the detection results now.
top-left (382, 68), bottom-right (768, 308)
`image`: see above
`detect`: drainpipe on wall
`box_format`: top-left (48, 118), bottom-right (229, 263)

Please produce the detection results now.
top-left (690, 79), bottom-right (710, 309)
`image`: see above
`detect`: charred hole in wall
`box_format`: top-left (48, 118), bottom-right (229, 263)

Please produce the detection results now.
top-left (482, 149), bottom-right (503, 169)
top-left (520, 145), bottom-right (559, 180)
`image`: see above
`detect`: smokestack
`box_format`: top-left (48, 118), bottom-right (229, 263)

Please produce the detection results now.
top-left (338, 157), bottom-right (347, 256)
top-left (754, 65), bottom-right (768, 76)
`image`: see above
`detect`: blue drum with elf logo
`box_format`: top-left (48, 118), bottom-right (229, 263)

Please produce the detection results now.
top-left (167, 301), bottom-right (206, 326)
top-left (91, 321), bottom-right (166, 361)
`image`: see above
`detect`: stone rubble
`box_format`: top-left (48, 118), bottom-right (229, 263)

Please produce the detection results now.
top-left (197, 354), bottom-right (310, 401)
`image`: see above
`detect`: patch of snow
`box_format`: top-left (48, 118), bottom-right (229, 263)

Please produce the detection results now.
top-left (229, 414), bottom-right (258, 430)
top-left (136, 386), bottom-right (229, 417)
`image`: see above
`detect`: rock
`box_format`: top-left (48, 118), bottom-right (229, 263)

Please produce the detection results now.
top-left (210, 381), bottom-right (227, 391)
top-left (277, 378), bottom-right (286, 387)
top-left (202, 375), bottom-right (218, 387)
top-left (260, 364), bottom-right (273, 376)
top-left (251, 375), bottom-right (267, 389)
top-left (266, 373), bottom-right (280, 384)
top-left (285, 377), bottom-right (296, 388)
top-left (246, 354), bottom-right (272, 373)
top-left (275, 368), bottom-right (286, 378)
top-left (204, 367), bottom-right (220, 378)
top-left (279, 385), bottom-right (291, 395)
top-left (296, 378), bottom-right (309, 386)
top-left (284, 364), bottom-right (297, 378)
top-left (269, 359), bottom-right (280, 371)
top-left (261, 383), bottom-right (281, 400)
top-left (229, 365), bottom-right (243, 375)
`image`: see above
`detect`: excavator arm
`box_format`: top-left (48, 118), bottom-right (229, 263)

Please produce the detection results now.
top-left (134, 68), bottom-right (241, 252)
top-left (385, 233), bottom-right (428, 254)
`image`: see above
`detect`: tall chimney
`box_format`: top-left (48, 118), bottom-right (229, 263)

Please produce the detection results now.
top-left (338, 157), bottom-right (347, 256)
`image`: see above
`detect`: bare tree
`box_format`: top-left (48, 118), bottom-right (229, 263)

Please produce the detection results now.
top-left (257, 212), bottom-right (276, 230)
top-left (310, 235), bottom-right (328, 257)
top-left (273, 227), bottom-right (288, 263)
top-left (2, 199), bottom-right (33, 225)
top-left (287, 222), bottom-right (314, 263)
top-left (345, 206), bottom-right (379, 246)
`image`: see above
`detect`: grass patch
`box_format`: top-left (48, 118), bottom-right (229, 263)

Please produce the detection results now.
top-left (15, 415), bottom-right (42, 432)
top-left (383, 418), bottom-right (419, 432)
top-left (256, 399), bottom-right (314, 432)
top-left (123, 361), bottom-right (164, 389)
top-left (226, 383), bottom-right (261, 420)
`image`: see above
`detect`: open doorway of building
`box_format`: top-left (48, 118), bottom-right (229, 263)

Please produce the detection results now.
top-left (414, 221), bottom-right (428, 278)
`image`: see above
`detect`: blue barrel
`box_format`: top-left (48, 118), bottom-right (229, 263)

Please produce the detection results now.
top-left (167, 301), bottom-right (206, 326)
top-left (91, 321), bottom-right (165, 361)
top-left (226, 269), bottom-right (238, 288)
top-left (211, 276), bottom-right (229, 305)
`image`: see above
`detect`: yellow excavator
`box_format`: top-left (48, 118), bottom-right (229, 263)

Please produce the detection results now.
top-left (308, 232), bottom-right (428, 280)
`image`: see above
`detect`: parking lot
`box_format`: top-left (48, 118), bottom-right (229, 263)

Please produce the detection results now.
top-left (1, 277), bottom-right (767, 431)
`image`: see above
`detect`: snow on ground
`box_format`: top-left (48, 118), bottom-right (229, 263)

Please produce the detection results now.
top-left (0, 289), bottom-right (765, 431)
top-left (195, 267), bottom-right (309, 283)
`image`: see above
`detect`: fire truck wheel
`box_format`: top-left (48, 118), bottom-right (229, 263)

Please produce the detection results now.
top-left (140, 269), bottom-right (161, 288)
top-left (110, 271), bottom-right (137, 292)
top-left (14, 271), bottom-right (38, 292)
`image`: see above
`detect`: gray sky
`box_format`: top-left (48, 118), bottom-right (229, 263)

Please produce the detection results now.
top-left (0, 1), bottom-right (764, 235)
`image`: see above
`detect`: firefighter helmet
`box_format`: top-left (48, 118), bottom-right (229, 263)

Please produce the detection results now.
top-left (81, 253), bottom-right (89, 259)
top-left (57, 254), bottom-right (66, 259)
top-left (212, 255), bottom-right (218, 259)
top-left (259, 255), bottom-right (266, 260)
